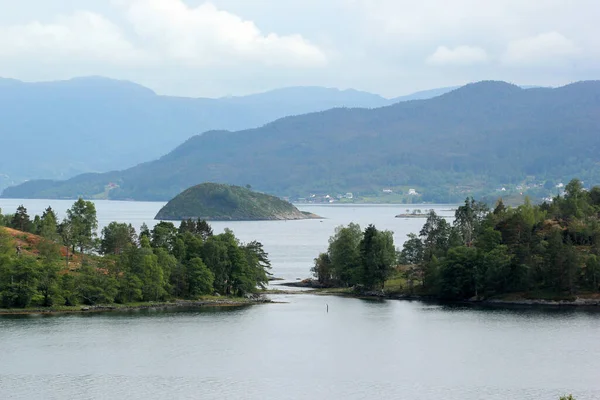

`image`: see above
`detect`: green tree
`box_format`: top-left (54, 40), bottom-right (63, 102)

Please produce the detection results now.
top-left (58, 218), bottom-right (75, 269)
top-left (37, 235), bottom-right (63, 306)
top-left (37, 206), bottom-right (59, 240)
top-left (0, 256), bottom-right (40, 308)
top-left (438, 246), bottom-right (480, 300)
top-left (223, 230), bottom-right (255, 296)
top-left (187, 257), bottom-right (214, 296)
top-left (139, 253), bottom-right (168, 301)
top-left (398, 233), bottom-right (425, 290)
top-left (151, 222), bottom-right (178, 251)
top-left (139, 223), bottom-right (151, 241)
top-left (60, 274), bottom-right (78, 306)
top-left (584, 254), bottom-right (600, 291)
top-left (482, 245), bottom-right (512, 295)
top-left (311, 253), bottom-right (332, 286)
top-left (420, 210), bottom-right (451, 261)
top-left (328, 223), bottom-right (362, 286)
top-left (66, 198), bottom-right (98, 254)
top-left (76, 264), bottom-right (118, 305)
top-left (242, 241), bottom-right (272, 290)
top-left (202, 236), bottom-right (231, 294)
top-left (100, 222), bottom-right (137, 255)
top-left (179, 219), bottom-right (213, 240)
top-left (359, 225), bottom-right (396, 289)
top-left (399, 233), bottom-right (424, 265)
top-left (562, 178), bottom-right (588, 219)
top-left (454, 197), bottom-right (489, 246)
top-left (11, 205), bottom-right (32, 232)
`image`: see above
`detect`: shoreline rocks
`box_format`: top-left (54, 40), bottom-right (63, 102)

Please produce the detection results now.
top-left (0, 297), bottom-right (271, 316)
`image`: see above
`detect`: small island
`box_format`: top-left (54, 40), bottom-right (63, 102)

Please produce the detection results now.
top-left (155, 183), bottom-right (321, 221)
top-left (395, 209), bottom-right (432, 218)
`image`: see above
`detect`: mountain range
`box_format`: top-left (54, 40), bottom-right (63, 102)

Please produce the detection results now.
top-left (4, 80), bottom-right (599, 202)
top-left (0, 76), bottom-right (459, 191)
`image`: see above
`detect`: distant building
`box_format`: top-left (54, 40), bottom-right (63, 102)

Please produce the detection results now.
top-left (382, 189), bottom-right (393, 194)
top-left (408, 189), bottom-right (419, 196)
top-left (345, 193), bottom-right (353, 199)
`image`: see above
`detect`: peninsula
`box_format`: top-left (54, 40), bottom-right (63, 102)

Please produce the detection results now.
top-left (155, 183), bottom-right (320, 221)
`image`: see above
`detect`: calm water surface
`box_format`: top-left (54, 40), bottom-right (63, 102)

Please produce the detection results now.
top-left (1, 200), bottom-right (599, 399)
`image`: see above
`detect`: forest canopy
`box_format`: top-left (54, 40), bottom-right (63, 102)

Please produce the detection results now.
top-left (0, 200), bottom-right (271, 309)
top-left (313, 179), bottom-right (600, 301)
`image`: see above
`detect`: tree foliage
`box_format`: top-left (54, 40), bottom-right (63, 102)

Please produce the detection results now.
top-left (398, 178), bottom-right (600, 300)
top-left (0, 201), bottom-right (271, 308)
top-left (312, 223), bottom-right (396, 289)
top-left (100, 222), bottom-right (137, 255)
top-left (11, 205), bottom-right (32, 232)
top-left (65, 198), bottom-right (98, 254)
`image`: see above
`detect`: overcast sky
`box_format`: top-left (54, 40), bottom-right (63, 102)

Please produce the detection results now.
top-left (0, 0), bottom-right (598, 98)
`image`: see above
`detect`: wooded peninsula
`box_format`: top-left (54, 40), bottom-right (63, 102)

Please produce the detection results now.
top-left (311, 179), bottom-right (600, 304)
top-left (0, 199), bottom-right (272, 312)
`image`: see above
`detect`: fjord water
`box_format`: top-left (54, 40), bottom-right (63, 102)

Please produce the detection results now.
top-left (1, 200), bottom-right (600, 400)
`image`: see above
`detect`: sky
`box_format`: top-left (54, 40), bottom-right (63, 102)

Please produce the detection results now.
top-left (0, 0), bottom-right (598, 98)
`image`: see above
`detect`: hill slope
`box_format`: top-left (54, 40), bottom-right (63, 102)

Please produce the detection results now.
top-left (155, 183), bottom-right (316, 221)
top-left (0, 76), bottom-right (394, 190)
top-left (0, 226), bottom-right (82, 268)
top-left (5, 80), bottom-right (600, 202)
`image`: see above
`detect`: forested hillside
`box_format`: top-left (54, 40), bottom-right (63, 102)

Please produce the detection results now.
top-left (4, 80), bottom-right (600, 202)
top-left (0, 76), bottom-right (393, 190)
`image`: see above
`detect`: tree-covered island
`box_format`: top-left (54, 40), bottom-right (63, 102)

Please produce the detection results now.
top-left (310, 179), bottom-right (600, 304)
top-left (155, 183), bottom-right (320, 221)
top-left (0, 199), bottom-right (272, 312)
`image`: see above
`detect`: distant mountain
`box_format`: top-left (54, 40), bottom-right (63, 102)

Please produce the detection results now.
top-left (390, 86), bottom-right (459, 102)
top-left (7, 80), bottom-right (594, 202)
top-left (0, 77), bottom-right (398, 191)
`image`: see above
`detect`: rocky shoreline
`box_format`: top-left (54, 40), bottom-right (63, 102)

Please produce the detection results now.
top-left (0, 297), bottom-right (271, 316)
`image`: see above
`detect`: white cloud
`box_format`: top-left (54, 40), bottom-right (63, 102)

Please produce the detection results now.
top-left (502, 32), bottom-right (580, 66)
top-left (0, 0), bottom-right (327, 71)
top-left (426, 45), bottom-right (488, 66)
top-left (0, 0), bottom-right (599, 97)
top-left (119, 0), bottom-right (327, 68)
top-left (0, 11), bottom-right (144, 65)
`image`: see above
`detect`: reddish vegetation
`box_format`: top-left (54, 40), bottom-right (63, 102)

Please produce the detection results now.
top-left (0, 226), bottom-right (83, 269)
